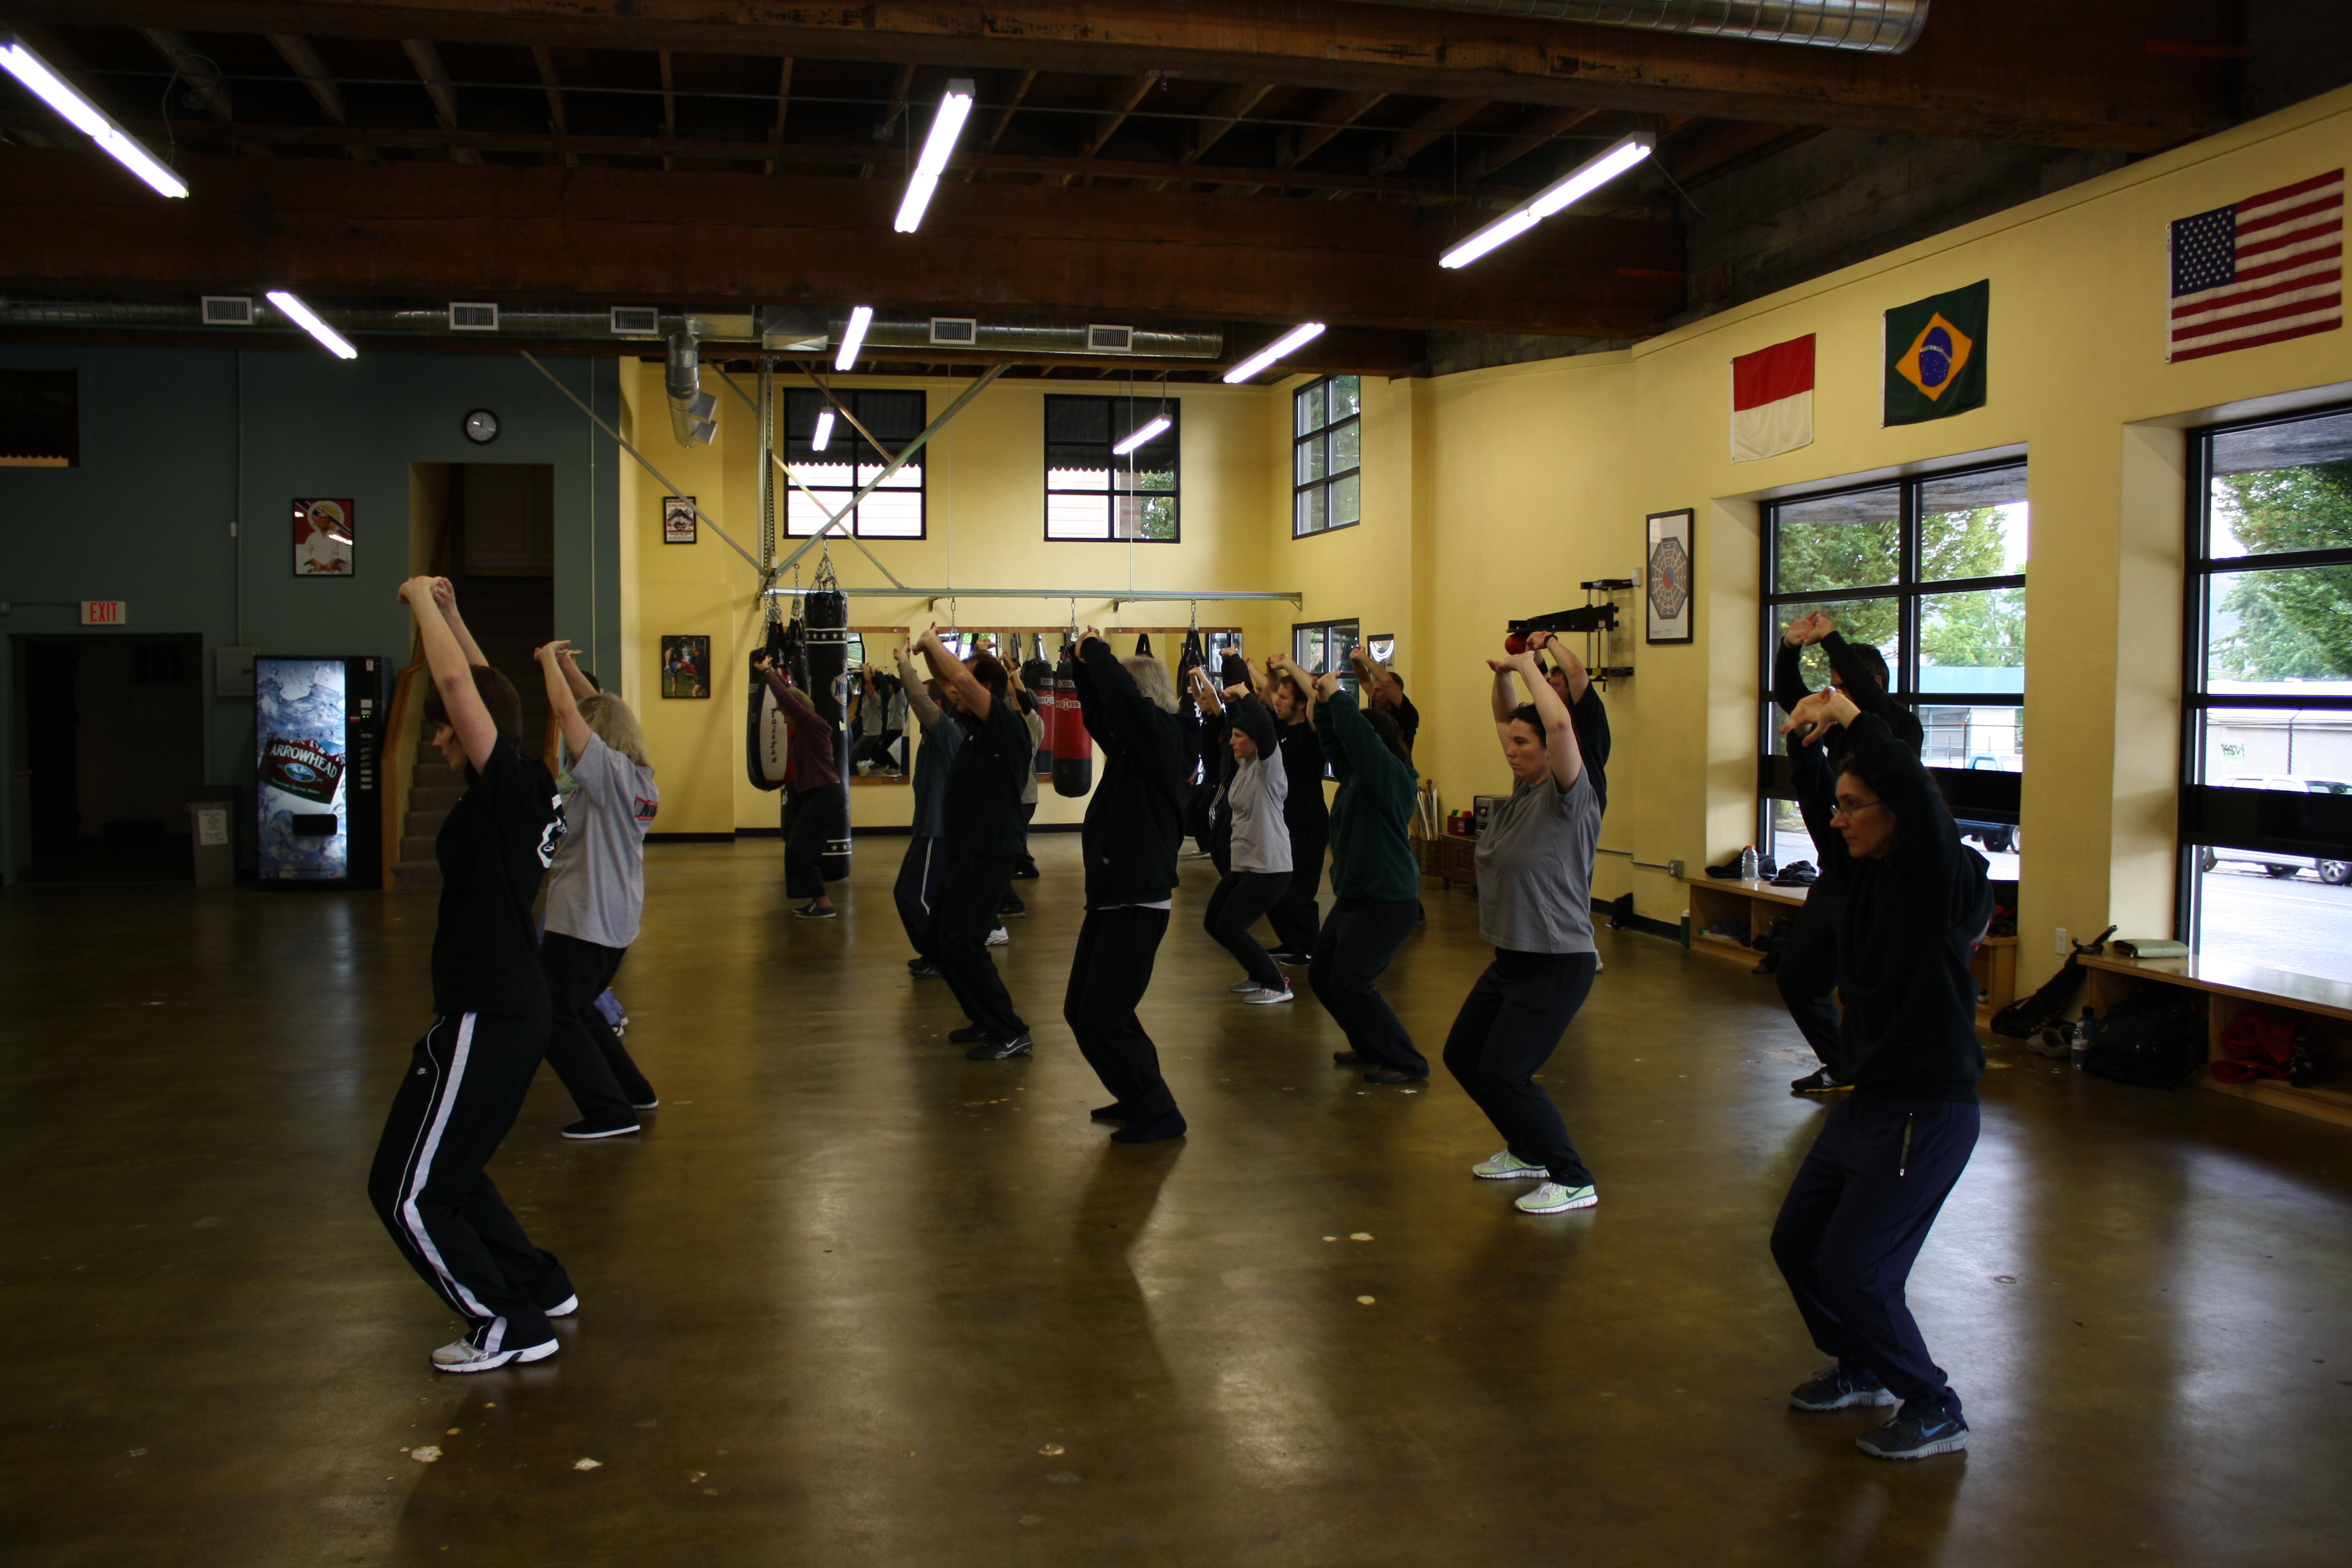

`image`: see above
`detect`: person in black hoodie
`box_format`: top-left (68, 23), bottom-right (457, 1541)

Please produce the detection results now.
top-left (1773, 610), bottom-right (1924, 1095)
top-left (1067, 628), bottom-right (1192, 1143)
top-left (1768, 685), bottom-right (1991, 1462)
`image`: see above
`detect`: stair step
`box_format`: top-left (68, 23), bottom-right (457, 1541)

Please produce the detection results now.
top-left (393, 861), bottom-right (442, 892)
top-left (401, 834), bottom-right (442, 864)
top-left (408, 784), bottom-right (465, 812)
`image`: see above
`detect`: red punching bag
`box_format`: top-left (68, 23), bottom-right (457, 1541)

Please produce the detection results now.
top-left (1053, 639), bottom-right (1093, 797)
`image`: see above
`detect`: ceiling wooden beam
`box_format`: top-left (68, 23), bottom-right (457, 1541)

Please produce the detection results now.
top-left (265, 33), bottom-right (376, 161)
top-left (1465, 104), bottom-right (1602, 183)
top-left (765, 56), bottom-right (793, 175)
top-left (1180, 81), bottom-right (1275, 168)
top-left (139, 26), bottom-right (275, 157)
top-left (864, 60), bottom-right (917, 178)
top-left (1281, 90), bottom-right (1386, 169)
top-left (0, 146), bottom-right (1685, 339)
top-left (1039, 71), bottom-right (1160, 188)
top-left (9, 0), bottom-right (2235, 152)
top-left (527, 43), bottom-right (575, 168)
top-left (398, 38), bottom-right (480, 165)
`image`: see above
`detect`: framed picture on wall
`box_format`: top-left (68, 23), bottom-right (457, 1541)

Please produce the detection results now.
top-left (293, 499), bottom-right (354, 577)
top-left (661, 635), bottom-right (711, 699)
top-left (1645, 508), bottom-right (1694, 645)
top-left (662, 495), bottom-right (698, 545)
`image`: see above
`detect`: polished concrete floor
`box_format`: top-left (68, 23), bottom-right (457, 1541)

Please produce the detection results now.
top-left (4, 835), bottom-right (2350, 1567)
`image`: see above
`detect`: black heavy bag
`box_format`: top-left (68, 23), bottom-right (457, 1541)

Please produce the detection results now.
top-left (1018, 635), bottom-right (1056, 783)
top-left (1176, 627), bottom-right (1206, 718)
top-left (746, 616), bottom-right (797, 792)
top-left (1053, 639), bottom-right (1093, 797)
top-left (804, 587), bottom-right (853, 880)
top-left (1135, 632), bottom-right (1152, 658)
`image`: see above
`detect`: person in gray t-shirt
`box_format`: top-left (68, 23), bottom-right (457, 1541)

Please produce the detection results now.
top-left (1194, 662), bottom-right (1294, 1001)
top-left (535, 641), bottom-right (662, 1140)
top-left (1443, 635), bottom-right (1604, 1217)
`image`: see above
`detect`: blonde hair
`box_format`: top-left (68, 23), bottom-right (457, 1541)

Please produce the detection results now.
top-left (577, 692), bottom-right (652, 769)
top-left (1124, 656), bottom-right (1179, 714)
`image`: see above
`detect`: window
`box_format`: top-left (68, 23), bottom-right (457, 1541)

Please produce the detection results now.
top-left (783, 390), bottom-right (926, 538)
top-left (1294, 619), bottom-right (1361, 693)
top-left (0, 368), bottom-right (77, 468)
top-left (2181, 403), bottom-right (2352, 981)
top-left (1760, 460), bottom-right (2028, 876)
top-left (1293, 375), bottom-right (1361, 536)
top-left (1044, 396), bottom-right (1178, 541)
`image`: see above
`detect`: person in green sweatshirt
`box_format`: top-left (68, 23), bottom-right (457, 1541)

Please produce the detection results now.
top-left (1269, 652), bottom-right (1426, 1084)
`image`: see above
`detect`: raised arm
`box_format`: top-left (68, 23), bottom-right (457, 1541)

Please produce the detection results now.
top-left (429, 577), bottom-right (490, 668)
top-left (916, 624), bottom-right (991, 719)
top-left (537, 641), bottom-right (593, 760)
top-left (1772, 613), bottom-right (1821, 715)
top-left (896, 644), bottom-right (945, 732)
top-left (1073, 630), bottom-right (1147, 754)
top-left (1819, 631), bottom-right (1904, 726)
top-left (756, 660), bottom-right (822, 728)
top-left (1841, 707), bottom-right (1965, 904)
top-left (1189, 665), bottom-right (1226, 717)
top-left (1266, 651), bottom-right (1317, 724)
top-left (1492, 648), bottom-right (1583, 790)
top-left (1537, 633), bottom-right (1592, 705)
top-left (1231, 688), bottom-right (1278, 756)
top-left (403, 577), bottom-right (498, 771)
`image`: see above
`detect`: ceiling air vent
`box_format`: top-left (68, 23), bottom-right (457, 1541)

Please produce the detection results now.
top-left (1088, 324), bottom-right (1135, 353)
top-left (610, 305), bottom-right (661, 337)
top-left (201, 296), bottom-right (254, 326)
top-left (449, 302), bottom-right (500, 332)
top-left (929, 317), bottom-right (978, 347)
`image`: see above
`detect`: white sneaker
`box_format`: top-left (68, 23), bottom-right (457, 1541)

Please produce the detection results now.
top-left (1515, 1181), bottom-right (1598, 1214)
top-left (1243, 985), bottom-right (1293, 1005)
top-left (1229, 979), bottom-right (1261, 993)
top-left (1471, 1150), bottom-right (1548, 1180)
top-left (544, 1294), bottom-right (579, 1318)
top-left (987, 927), bottom-right (1010, 947)
top-left (431, 1322), bottom-right (559, 1373)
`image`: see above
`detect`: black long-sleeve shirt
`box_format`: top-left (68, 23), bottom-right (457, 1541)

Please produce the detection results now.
top-left (1070, 636), bottom-right (1188, 909)
top-left (1815, 714), bottom-right (1994, 1103)
top-left (1777, 633), bottom-right (1921, 884)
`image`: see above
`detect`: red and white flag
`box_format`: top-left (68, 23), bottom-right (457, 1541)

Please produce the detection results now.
top-left (2168, 170), bottom-right (2343, 362)
top-left (1731, 335), bottom-right (1815, 463)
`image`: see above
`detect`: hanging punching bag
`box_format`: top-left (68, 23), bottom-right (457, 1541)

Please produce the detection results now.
top-left (746, 615), bottom-right (797, 792)
top-left (1018, 634), bottom-right (1056, 787)
top-left (804, 586), bottom-right (853, 880)
top-left (1134, 632), bottom-right (1152, 658)
top-left (1053, 637), bottom-right (1093, 798)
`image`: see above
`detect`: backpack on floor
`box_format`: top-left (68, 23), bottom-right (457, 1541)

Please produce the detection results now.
top-left (2081, 991), bottom-right (2207, 1089)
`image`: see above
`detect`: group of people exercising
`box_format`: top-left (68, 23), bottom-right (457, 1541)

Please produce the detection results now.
top-left (368, 577), bottom-right (1990, 1463)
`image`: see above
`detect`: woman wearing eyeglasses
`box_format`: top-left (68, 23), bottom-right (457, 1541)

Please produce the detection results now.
top-left (1766, 685), bottom-right (1992, 1463)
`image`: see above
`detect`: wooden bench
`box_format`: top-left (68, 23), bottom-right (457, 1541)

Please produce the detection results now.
top-left (2082, 953), bottom-right (2352, 1129)
top-left (1683, 874), bottom-right (2017, 1022)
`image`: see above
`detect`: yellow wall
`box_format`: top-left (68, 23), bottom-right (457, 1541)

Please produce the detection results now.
top-left (615, 86), bottom-right (2352, 988)
top-left (619, 370), bottom-right (1281, 834)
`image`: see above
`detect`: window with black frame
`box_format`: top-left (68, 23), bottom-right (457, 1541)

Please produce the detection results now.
top-left (1294, 375), bottom-right (1361, 536)
top-left (1045, 394), bottom-right (1178, 541)
top-left (2181, 403), bottom-right (2352, 982)
top-left (1760, 461), bottom-right (2028, 877)
top-left (782, 389), bottom-right (927, 538)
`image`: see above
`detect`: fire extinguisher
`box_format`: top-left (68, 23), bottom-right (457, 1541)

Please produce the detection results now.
top-left (1053, 635), bottom-right (1094, 798)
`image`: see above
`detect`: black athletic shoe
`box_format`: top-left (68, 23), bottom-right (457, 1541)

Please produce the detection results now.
top-left (907, 960), bottom-right (943, 979)
top-left (794, 901), bottom-right (838, 920)
top-left (999, 897), bottom-right (1028, 916)
top-left (1790, 1067), bottom-right (1851, 1095)
top-left (1011, 866), bottom-right (1040, 881)
top-left (1110, 1110), bottom-right (1187, 1143)
top-left (1788, 1363), bottom-right (1898, 1411)
top-left (964, 1033), bottom-right (1034, 1061)
top-left (1090, 1103), bottom-right (1131, 1122)
top-left (949, 1023), bottom-right (990, 1044)
top-left (1855, 1402), bottom-right (1970, 1460)
top-left (1270, 950), bottom-right (1310, 967)
top-left (561, 1118), bottom-right (641, 1140)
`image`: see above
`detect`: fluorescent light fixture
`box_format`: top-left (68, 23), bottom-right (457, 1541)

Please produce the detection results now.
top-left (1440, 132), bottom-right (1653, 269)
top-left (265, 290), bottom-right (358, 359)
top-left (1112, 414), bottom-right (1171, 457)
top-left (834, 305), bottom-right (874, 371)
top-left (0, 33), bottom-right (189, 198)
top-left (1221, 322), bottom-right (1327, 385)
top-left (811, 409), bottom-right (836, 452)
top-left (893, 79), bottom-right (976, 233)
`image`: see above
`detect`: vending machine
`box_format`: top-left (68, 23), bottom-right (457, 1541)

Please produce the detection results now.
top-left (255, 655), bottom-right (385, 887)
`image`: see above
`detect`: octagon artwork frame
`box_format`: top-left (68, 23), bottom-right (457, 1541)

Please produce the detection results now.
top-left (1645, 508), bottom-right (1694, 645)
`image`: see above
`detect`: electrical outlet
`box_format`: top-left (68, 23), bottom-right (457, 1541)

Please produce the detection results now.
top-left (1667, 858), bottom-right (1685, 880)
top-left (2054, 927), bottom-right (2069, 955)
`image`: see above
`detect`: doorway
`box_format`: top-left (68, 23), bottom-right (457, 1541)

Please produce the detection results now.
top-left (11, 633), bottom-right (205, 882)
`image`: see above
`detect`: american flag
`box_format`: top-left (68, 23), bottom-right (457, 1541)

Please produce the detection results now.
top-left (2169, 169), bottom-right (2343, 362)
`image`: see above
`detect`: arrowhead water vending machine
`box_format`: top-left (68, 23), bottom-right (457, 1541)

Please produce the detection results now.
top-left (254, 655), bottom-right (385, 887)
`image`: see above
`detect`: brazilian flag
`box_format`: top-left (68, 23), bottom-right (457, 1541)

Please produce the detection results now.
top-left (1883, 280), bottom-right (1988, 426)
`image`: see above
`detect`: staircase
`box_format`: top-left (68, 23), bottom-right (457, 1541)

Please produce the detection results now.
top-left (391, 577), bottom-right (554, 891)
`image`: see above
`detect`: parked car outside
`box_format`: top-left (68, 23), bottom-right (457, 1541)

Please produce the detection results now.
top-left (2203, 776), bottom-right (2352, 883)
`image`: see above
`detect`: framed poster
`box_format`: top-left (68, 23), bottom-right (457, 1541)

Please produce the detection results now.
top-left (293, 498), bottom-right (354, 577)
top-left (1645, 508), bottom-right (1694, 645)
top-left (662, 495), bottom-right (698, 544)
top-left (661, 635), bottom-right (711, 699)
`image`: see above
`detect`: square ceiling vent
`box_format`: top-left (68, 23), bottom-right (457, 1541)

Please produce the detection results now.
top-left (449, 302), bottom-right (500, 331)
top-left (200, 295), bottom-right (254, 326)
top-left (1088, 324), bottom-right (1135, 352)
top-left (610, 306), bottom-right (661, 336)
top-left (929, 317), bottom-right (978, 347)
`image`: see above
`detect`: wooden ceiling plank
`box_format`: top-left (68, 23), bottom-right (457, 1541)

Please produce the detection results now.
top-left (764, 56), bottom-right (794, 174)
top-left (266, 32), bottom-right (377, 160)
top-left (528, 44), bottom-right (575, 168)
top-left (864, 60), bottom-right (918, 178)
top-left (399, 38), bottom-right (482, 165)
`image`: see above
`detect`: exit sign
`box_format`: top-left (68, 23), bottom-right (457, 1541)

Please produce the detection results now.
top-left (79, 601), bottom-right (126, 626)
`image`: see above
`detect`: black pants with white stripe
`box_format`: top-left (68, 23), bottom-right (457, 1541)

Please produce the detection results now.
top-left (894, 835), bottom-right (948, 961)
top-left (368, 1012), bottom-right (572, 1352)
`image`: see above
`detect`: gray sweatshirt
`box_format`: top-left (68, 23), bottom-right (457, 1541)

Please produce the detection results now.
top-left (1220, 693), bottom-right (1291, 875)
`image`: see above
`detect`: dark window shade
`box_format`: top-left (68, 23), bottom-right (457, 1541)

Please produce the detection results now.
top-left (2186, 783), bottom-right (2352, 860)
top-left (0, 368), bottom-right (77, 466)
top-left (1759, 752), bottom-right (2020, 826)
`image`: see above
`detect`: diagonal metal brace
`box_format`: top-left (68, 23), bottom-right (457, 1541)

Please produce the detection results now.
top-left (773, 363), bottom-right (1010, 577)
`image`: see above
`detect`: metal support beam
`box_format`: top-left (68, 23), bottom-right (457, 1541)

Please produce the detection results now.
top-left (715, 367), bottom-right (909, 591)
top-left (760, 586), bottom-right (1304, 610)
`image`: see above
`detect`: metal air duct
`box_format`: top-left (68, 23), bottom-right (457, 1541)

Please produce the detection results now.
top-left (665, 330), bottom-right (718, 447)
top-left (1350, 0), bottom-right (1929, 54)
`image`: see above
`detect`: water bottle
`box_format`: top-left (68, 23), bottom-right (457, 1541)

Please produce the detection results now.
top-left (1739, 844), bottom-right (1758, 882)
top-left (2069, 1011), bottom-right (2094, 1070)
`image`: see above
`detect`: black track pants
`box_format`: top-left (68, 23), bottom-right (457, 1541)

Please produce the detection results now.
top-left (1442, 950), bottom-right (1598, 1186)
top-left (1308, 895), bottom-right (1425, 1077)
top-left (368, 1012), bottom-right (572, 1350)
top-left (540, 933), bottom-right (654, 1125)
top-left (1777, 890), bottom-right (1845, 1071)
top-left (1065, 906), bottom-right (1176, 1120)
top-left (1770, 1094), bottom-right (1978, 1418)
top-left (1203, 870), bottom-right (1291, 990)
top-left (1266, 825), bottom-right (1327, 955)
top-left (895, 836), bottom-right (947, 960)
top-left (932, 852), bottom-right (1025, 1042)
top-left (785, 782), bottom-right (846, 899)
